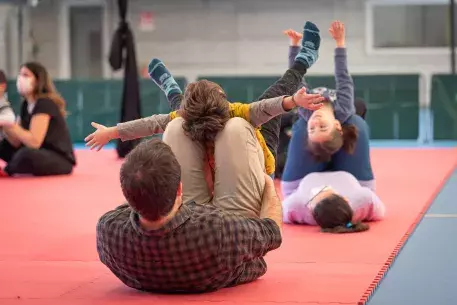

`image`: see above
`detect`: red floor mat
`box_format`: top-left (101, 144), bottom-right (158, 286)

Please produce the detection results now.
top-left (1, 148), bottom-right (456, 305)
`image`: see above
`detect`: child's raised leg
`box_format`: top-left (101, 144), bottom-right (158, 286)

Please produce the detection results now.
top-left (148, 58), bottom-right (183, 111)
top-left (259, 21), bottom-right (321, 165)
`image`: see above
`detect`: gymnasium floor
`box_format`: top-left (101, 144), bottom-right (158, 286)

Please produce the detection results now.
top-left (367, 162), bottom-right (457, 305)
top-left (1, 141), bottom-right (456, 305)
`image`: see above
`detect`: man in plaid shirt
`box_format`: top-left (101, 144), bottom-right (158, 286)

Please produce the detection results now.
top-left (96, 133), bottom-right (283, 292)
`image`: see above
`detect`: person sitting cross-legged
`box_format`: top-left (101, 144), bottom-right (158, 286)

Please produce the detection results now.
top-left (96, 138), bottom-right (283, 293)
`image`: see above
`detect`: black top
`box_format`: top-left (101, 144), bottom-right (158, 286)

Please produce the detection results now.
top-left (20, 98), bottom-right (76, 165)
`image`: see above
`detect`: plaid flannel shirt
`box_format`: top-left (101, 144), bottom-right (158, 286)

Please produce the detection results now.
top-left (96, 201), bottom-right (282, 293)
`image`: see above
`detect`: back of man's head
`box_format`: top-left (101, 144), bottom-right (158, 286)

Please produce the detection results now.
top-left (120, 138), bottom-right (181, 221)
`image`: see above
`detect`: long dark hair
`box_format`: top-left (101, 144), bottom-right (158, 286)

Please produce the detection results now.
top-left (312, 194), bottom-right (369, 233)
top-left (21, 62), bottom-right (67, 117)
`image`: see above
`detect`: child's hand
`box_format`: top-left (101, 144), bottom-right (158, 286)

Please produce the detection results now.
top-left (329, 21), bottom-right (345, 47)
top-left (84, 122), bottom-right (116, 151)
top-left (292, 87), bottom-right (325, 111)
top-left (283, 29), bottom-right (303, 46)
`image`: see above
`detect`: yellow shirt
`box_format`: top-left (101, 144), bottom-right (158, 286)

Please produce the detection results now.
top-left (169, 102), bottom-right (275, 175)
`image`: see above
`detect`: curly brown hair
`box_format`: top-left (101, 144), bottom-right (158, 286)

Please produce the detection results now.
top-left (180, 79), bottom-right (230, 143)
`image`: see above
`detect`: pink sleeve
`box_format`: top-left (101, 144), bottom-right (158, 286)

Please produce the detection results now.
top-left (367, 189), bottom-right (386, 221)
top-left (352, 188), bottom-right (386, 222)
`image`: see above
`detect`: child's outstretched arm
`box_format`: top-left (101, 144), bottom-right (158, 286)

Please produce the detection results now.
top-left (283, 29), bottom-right (302, 69)
top-left (232, 88), bottom-right (324, 128)
top-left (330, 21), bottom-right (355, 123)
top-left (84, 113), bottom-right (174, 151)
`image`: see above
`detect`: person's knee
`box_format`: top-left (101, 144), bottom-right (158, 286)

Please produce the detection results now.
top-left (218, 118), bottom-right (259, 150)
top-left (12, 147), bottom-right (38, 163)
top-left (165, 117), bottom-right (185, 133)
top-left (163, 117), bottom-right (186, 142)
top-left (5, 147), bottom-right (38, 174)
top-left (222, 117), bottom-right (254, 135)
top-left (60, 163), bottom-right (73, 175)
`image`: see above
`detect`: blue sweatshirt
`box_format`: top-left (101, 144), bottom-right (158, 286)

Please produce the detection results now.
top-left (289, 46), bottom-right (355, 124)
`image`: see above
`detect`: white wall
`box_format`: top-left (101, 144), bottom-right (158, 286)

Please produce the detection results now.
top-left (27, 0), bottom-right (60, 77)
top-left (2, 0), bottom-right (452, 79)
top-left (0, 5), bottom-right (8, 73)
top-left (122, 0), bottom-right (450, 79)
top-left (0, 3), bottom-right (17, 76)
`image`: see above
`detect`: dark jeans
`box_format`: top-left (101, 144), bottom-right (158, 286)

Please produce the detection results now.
top-left (0, 140), bottom-right (73, 176)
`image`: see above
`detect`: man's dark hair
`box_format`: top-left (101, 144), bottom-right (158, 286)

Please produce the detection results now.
top-left (120, 138), bottom-right (181, 221)
top-left (0, 70), bottom-right (7, 85)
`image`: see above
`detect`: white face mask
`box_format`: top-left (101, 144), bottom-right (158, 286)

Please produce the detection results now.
top-left (16, 76), bottom-right (34, 96)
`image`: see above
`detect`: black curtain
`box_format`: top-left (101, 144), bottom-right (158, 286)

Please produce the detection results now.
top-left (109, 0), bottom-right (142, 158)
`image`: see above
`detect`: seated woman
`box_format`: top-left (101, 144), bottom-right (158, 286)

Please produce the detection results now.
top-left (0, 62), bottom-right (76, 177)
top-left (282, 170), bottom-right (385, 233)
top-left (281, 21), bottom-right (375, 198)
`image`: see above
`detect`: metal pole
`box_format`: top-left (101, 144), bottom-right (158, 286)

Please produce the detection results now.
top-left (451, 0), bottom-right (456, 74)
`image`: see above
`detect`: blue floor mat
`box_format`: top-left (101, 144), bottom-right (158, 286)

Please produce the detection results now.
top-left (367, 169), bottom-right (457, 305)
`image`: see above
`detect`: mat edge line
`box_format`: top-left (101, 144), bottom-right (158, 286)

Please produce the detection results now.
top-left (357, 161), bottom-right (457, 305)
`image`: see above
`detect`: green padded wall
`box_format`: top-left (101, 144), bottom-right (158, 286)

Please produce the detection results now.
top-left (197, 76), bottom-right (281, 103)
top-left (430, 75), bottom-right (457, 140)
top-left (199, 74), bottom-right (420, 140)
top-left (6, 78), bottom-right (187, 142)
top-left (5, 74), bottom-right (420, 142)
